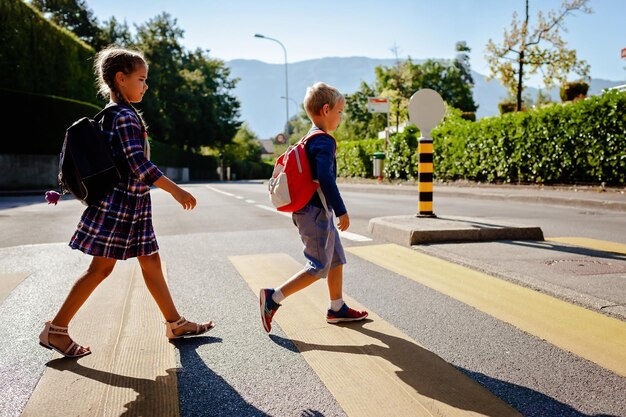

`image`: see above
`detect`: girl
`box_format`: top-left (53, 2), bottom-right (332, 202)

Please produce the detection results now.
top-left (39, 46), bottom-right (213, 358)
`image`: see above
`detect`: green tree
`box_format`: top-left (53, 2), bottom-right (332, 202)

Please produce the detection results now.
top-left (453, 41), bottom-right (478, 113)
top-left (98, 16), bottom-right (132, 48)
top-left (133, 13), bottom-right (186, 145)
top-left (485, 0), bottom-right (592, 112)
top-left (223, 123), bottom-right (262, 162)
top-left (373, 51), bottom-right (478, 128)
top-left (30, 0), bottom-right (106, 48)
top-left (286, 109), bottom-right (312, 144)
top-left (335, 81), bottom-right (387, 141)
top-left (181, 48), bottom-right (241, 149)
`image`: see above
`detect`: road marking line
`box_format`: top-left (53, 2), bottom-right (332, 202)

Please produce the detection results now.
top-left (230, 253), bottom-right (520, 417)
top-left (22, 262), bottom-right (179, 417)
top-left (207, 186), bottom-right (373, 242)
top-left (205, 185), bottom-right (235, 196)
top-left (256, 204), bottom-right (291, 217)
top-left (346, 244), bottom-right (626, 377)
top-left (546, 237), bottom-right (626, 255)
top-left (0, 272), bottom-right (29, 304)
top-left (254, 204), bottom-right (372, 241)
top-left (339, 231), bottom-right (373, 242)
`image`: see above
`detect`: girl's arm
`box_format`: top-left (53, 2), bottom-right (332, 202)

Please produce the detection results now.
top-left (153, 176), bottom-right (196, 210)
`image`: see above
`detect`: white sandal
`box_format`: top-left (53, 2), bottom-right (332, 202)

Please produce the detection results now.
top-left (165, 316), bottom-right (214, 340)
top-left (39, 321), bottom-right (91, 358)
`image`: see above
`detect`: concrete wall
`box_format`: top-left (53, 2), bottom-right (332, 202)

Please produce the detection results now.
top-left (0, 154), bottom-right (189, 191)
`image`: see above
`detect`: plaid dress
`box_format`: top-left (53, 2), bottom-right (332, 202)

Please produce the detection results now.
top-left (70, 104), bottom-right (163, 260)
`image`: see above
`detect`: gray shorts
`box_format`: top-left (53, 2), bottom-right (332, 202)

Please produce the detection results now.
top-left (292, 203), bottom-right (346, 278)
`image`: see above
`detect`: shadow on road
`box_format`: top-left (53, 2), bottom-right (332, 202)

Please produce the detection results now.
top-left (505, 240), bottom-right (626, 262)
top-left (270, 321), bottom-right (617, 417)
top-left (46, 357), bottom-right (182, 417)
top-left (174, 337), bottom-right (328, 417)
top-left (173, 336), bottom-right (272, 417)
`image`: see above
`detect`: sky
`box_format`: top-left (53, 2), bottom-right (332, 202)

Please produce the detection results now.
top-left (83, 0), bottom-right (626, 85)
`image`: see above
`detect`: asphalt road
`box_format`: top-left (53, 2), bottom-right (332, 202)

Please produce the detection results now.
top-left (1, 181), bottom-right (625, 417)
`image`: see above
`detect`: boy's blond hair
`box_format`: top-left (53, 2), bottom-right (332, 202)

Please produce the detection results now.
top-left (303, 82), bottom-right (344, 118)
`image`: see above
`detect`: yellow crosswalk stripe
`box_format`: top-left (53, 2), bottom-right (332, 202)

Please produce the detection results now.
top-left (22, 262), bottom-right (179, 417)
top-left (231, 253), bottom-right (521, 417)
top-left (346, 244), bottom-right (626, 377)
top-left (0, 272), bottom-right (29, 304)
top-left (546, 237), bottom-right (626, 255)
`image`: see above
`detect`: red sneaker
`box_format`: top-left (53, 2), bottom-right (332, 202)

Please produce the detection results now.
top-left (326, 304), bottom-right (368, 324)
top-left (260, 288), bottom-right (281, 332)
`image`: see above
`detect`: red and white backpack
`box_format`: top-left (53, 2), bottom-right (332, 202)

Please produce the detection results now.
top-left (268, 129), bottom-right (335, 212)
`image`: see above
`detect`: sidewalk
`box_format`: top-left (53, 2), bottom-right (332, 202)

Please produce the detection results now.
top-left (337, 179), bottom-right (626, 212)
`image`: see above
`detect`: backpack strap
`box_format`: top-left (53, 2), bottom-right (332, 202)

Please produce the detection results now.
top-left (299, 128), bottom-right (336, 151)
top-left (94, 103), bottom-right (120, 122)
top-left (300, 128), bottom-right (336, 214)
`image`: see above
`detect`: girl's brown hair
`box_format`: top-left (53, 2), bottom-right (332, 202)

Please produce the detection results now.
top-left (94, 46), bottom-right (148, 129)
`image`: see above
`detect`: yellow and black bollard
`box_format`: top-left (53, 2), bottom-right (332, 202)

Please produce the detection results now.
top-left (408, 88), bottom-right (445, 218)
top-left (417, 139), bottom-right (435, 217)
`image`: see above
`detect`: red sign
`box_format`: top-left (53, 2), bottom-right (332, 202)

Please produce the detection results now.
top-left (367, 97), bottom-right (390, 113)
top-left (275, 133), bottom-right (286, 144)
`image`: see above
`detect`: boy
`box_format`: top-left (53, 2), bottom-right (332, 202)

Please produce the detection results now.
top-left (259, 82), bottom-right (368, 333)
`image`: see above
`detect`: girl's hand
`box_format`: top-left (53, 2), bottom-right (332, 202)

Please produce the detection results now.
top-left (173, 189), bottom-right (196, 210)
top-left (337, 213), bottom-right (350, 231)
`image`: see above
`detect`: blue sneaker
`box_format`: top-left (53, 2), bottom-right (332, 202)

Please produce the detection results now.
top-left (326, 303), bottom-right (368, 324)
top-left (260, 288), bottom-right (281, 333)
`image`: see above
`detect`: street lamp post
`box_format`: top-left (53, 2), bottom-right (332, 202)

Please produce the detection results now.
top-left (281, 95), bottom-right (299, 112)
top-left (255, 33), bottom-right (289, 145)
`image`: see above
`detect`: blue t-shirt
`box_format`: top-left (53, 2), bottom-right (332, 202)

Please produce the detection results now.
top-left (305, 127), bottom-right (347, 217)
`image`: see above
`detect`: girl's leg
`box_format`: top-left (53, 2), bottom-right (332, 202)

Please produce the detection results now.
top-left (137, 252), bottom-right (212, 336)
top-left (52, 256), bottom-right (117, 326)
top-left (137, 252), bottom-right (179, 321)
top-left (47, 256), bottom-right (117, 353)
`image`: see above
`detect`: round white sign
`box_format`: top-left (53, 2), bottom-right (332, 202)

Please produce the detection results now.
top-left (408, 89), bottom-right (446, 137)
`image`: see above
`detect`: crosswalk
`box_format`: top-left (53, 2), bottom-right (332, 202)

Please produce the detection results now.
top-left (3, 236), bottom-right (626, 416)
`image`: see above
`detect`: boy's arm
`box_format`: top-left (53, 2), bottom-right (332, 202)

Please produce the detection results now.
top-left (314, 139), bottom-right (347, 217)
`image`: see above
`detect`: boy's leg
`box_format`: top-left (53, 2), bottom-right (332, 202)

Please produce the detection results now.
top-left (276, 269), bottom-right (319, 298)
top-left (325, 235), bottom-right (368, 323)
top-left (327, 265), bottom-right (343, 300)
top-left (327, 229), bottom-right (346, 311)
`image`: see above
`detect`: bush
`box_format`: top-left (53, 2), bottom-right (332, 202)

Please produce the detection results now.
top-left (560, 80), bottom-right (589, 102)
top-left (336, 138), bottom-right (385, 178)
top-left (385, 125), bottom-right (420, 180)
top-left (433, 90), bottom-right (626, 185)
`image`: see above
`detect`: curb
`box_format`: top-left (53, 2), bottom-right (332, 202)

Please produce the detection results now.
top-left (368, 215), bottom-right (545, 246)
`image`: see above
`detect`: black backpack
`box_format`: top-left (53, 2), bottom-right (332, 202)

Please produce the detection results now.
top-left (58, 106), bottom-right (122, 206)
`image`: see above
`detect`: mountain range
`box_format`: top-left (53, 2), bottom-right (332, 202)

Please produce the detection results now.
top-left (226, 57), bottom-right (625, 139)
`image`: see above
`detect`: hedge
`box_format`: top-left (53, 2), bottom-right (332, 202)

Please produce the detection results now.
top-left (0, 88), bottom-right (224, 181)
top-left (336, 90), bottom-right (626, 185)
top-left (432, 90), bottom-right (626, 184)
top-left (0, 0), bottom-right (97, 101)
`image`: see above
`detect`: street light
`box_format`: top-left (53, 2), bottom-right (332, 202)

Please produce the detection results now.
top-left (255, 33), bottom-right (289, 145)
top-left (280, 95), bottom-right (299, 112)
